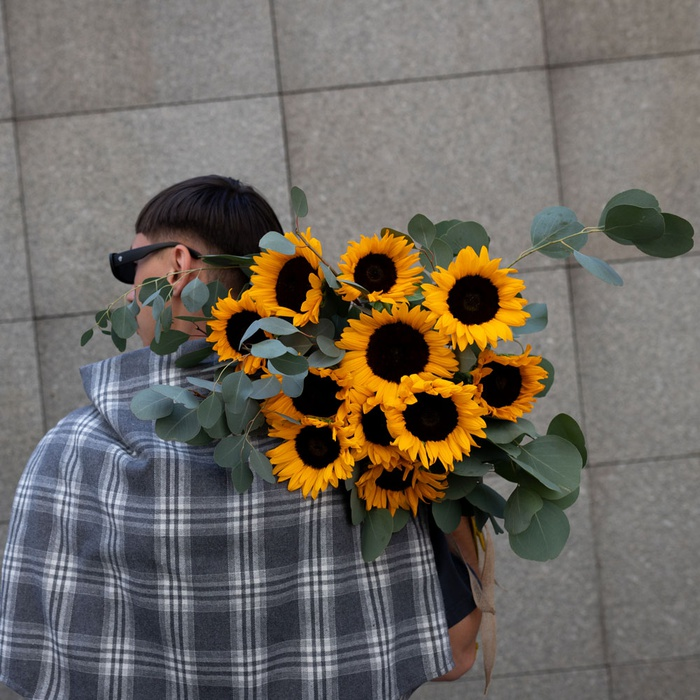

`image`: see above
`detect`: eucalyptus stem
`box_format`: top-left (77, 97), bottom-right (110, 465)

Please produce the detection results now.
top-left (508, 226), bottom-right (603, 267)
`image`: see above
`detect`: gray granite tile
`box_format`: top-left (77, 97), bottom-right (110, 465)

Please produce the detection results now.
top-left (551, 56), bottom-right (700, 263)
top-left (274, 0), bottom-right (544, 91)
top-left (0, 123), bottom-right (30, 321)
top-left (591, 457), bottom-right (700, 664)
top-left (573, 256), bottom-right (699, 465)
top-left (413, 666), bottom-right (610, 699)
top-left (0, 321), bottom-right (43, 516)
top-left (542, 0), bottom-right (700, 64)
top-left (18, 97), bottom-right (289, 318)
top-left (36, 313), bottom-right (135, 430)
top-left (0, 3), bottom-right (12, 119)
top-left (5, 0), bottom-right (277, 117)
top-left (610, 657), bottom-right (700, 700)
top-left (481, 469), bottom-right (604, 675)
top-left (285, 71), bottom-right (561, 269)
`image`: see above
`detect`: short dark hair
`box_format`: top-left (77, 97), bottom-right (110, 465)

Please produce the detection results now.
top-left (135, 175), bottom-right (284, 291)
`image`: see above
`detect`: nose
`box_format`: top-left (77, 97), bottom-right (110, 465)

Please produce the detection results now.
top-left (126, 287), bottom-right (135, 303)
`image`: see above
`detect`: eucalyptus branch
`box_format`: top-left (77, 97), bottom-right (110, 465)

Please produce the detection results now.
top-left (508, 226), bottom-right (603, 267)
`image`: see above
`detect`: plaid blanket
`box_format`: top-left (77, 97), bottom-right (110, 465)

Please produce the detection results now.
top-left (0, 342), bottom-right (452, 699)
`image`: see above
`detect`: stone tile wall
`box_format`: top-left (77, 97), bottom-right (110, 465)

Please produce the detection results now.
top-left (1, 1), bottom-right (698, 698)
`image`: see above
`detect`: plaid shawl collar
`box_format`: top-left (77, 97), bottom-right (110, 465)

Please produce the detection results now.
top-left (1, 343), bottom-right (452, 699)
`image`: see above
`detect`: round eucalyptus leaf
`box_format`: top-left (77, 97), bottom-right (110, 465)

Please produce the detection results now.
top-left (512, 302), bottom-right (548, 336)
top-left (512, 435), bottom-right (582, 495)
top-left (407, 213), bottom-right (436, 249)
top-left (181, 277), bottom-right (210, 313)
top-left (603, 205), bottom-right (665, 245)
top-left (259, 231), bottom-right (296, 255)
top-left (360, 508), bottom-right (394, 562)
top-left (197, 391), bottom-right (224, 429)
top-left (221, 371), bottom-right (253, 412)
top-left (250, 339), bottom-right (289, 359)
top-left (465, 483), bottom-right (506, 518)
top-left (635, 213), bottom-right (694, 258)
top-left (530, 206), bottom-right (586, 258)
top-left (573, 250), bottom-right (623, 286)
top-left (508, 500), bottom-right (570, 561)
top-left (249, 375), bottom-right (282, 400)
top-left (151, 384), bottom-right (200, 409)
top-left (110, 305), bottom-right (138, 338)
top-left (431, 499), bottom-right (462, 533)
top-left (598, 189), bottom-right (660, 227)
top-left (504, 486), bottom-right (544, 535)
top-left (392, 508), bottom-right (411, 533)
top-left (155, 404), bottom-right (201, 442)
top-left (80, 328), bottom-right (94, 346)
top-left (249, 448), bottom-right (276, 484)
top-left (131, 387), bottom-right (175, 420)
top-left (291, 186), bottom-right (308, 218)
top-left (441, 220), bottom-right (490, 255)
top-left (547, 413), bottom-right (587, 466)
top-left (150, 329), bottom-right (190, 355)
top-left (268, 352), bottom-right (309, 377)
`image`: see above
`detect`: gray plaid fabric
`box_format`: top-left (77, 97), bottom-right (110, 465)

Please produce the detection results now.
top-left (0, 342), bottom-right (453, 699)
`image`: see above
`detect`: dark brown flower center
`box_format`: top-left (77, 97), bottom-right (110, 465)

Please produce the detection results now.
top-left (361, 405), bottom-right (393, 446)
top-left (354, 253), bottom-right (398, 293)
top-left (225, 310), bottom-right (265, 351)
top-left (366, 321), bottom-right (430, 383)
top-left (480, 363), bottom-right (522, 408)
top-left (375, 467), bottom-right (410, 492)
top-left (292, 373), bottom-right (343, 418)
top-left (447, 275), bottom-right (500, 325)
top-left (403, 393), bottom-right (459, 441)
top-left (295, 425), bottom-right (340, 470)
top-left (276, 256), bottom-right (315, 312)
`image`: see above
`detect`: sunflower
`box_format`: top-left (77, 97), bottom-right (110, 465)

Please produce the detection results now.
top-left (422, 245), bottom-right (529, 351)
top-left (344, 388), bottom-right (406, 467)
top-left (206, 290), bottom-right (271, 373)
top-left (267, 421), bottom-right (356, 499)
top-left (248, 227), bottom-right (325, 326)
top-left (471, 344), bottom-right (548, 421)
top-left (337, 304), bottom-right (458, 404)
top-left (262, 367), bottom-right (347, 429)
top-left (337, 231), bottom-right (423, 304)
top-left (355, 460), bottom-right (448, 516)
top-left (385, 374), bottom-right (487, 469)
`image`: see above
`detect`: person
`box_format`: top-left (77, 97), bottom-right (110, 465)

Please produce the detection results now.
top-left (0, 175), bottom-right (480, 699)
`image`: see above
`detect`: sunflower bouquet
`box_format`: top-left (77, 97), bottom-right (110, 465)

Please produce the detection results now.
top-left (84, 187), bottom-right (694, 563)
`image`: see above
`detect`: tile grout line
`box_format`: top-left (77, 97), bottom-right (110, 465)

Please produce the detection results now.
top-left (266, 0), bottom-right (294, 222)
top-left (3, 46), bottom-right (699, 126)
top-left (0, 0), bottom-right (48, 437)
top-left (536, 2), bottom-right (614, 697)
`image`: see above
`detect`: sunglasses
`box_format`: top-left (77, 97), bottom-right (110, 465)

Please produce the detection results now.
top-left (109, 242), bottom-right (202, 284)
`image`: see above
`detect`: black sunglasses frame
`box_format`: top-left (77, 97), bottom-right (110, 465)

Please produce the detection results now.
top-left (110, 242), bottom-right (202, 284)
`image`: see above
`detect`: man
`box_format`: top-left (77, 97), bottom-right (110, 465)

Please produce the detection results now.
top-left (0, 175), bottom-right (479, 699)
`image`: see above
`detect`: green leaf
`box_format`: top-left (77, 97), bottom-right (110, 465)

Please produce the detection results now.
top-left (203, 279), bottom-right (228, 316)
top-left (175, 345), bottom-right (215, 369)
top-left (603, 205), bottom-right (665, 246)
top-left (150, 330), bottom-right (190, 355)
top-left (111, 305), bottom-right (138, 338)
top-left (513, 302), bottom-right (548, 336)
top-left (547, 413), bottom-right (587, 466)
top-left (200, 253), bottom-right (254, 269)
top-left (131, 388), bottom-right (175, 420)
top-left (635, 212), bottom-right (694, 258)
top-left (242, 317), bottom-right (298, 341)
top-left (281, 373), bottom-right (306, 397)
top-left (316, 335), bottom-right (343, 358)
top-left (350, 488), bottom-right (367, 525)
top-left (249, 447), bottom-right (276, 484)
top-left (598, 189), bottom-right (660, 227)
top-left (504, 486), bottom-right (543, 535)
top-left (197, 392), bottom-right (224, 429)
top-left (225, 397), bottom-right (260, 434)
top-left (407, 213), bottom-right (436, 249)
top-left (486, 417), bottom-right (539, 445)
top-left (465, 482), bottom-right (506, 518)
top-left (95, 310), bottom-right (109, 329)
top-left (444, 474), bottom-right (480, 500)
top-left (249, 375), bottom-right (282, 400)
top-left (181, 278), bottom-right (210, 313)
top-left (508, 500), bottom-right (570, 561)
top-left (250, 338), bottom-right (290, 358)
top-left (291, 186), bottom-right (308, 218)
top-left (431, 498), bottom-right (462, 533)
top-left (307, 349), bottom-right (343, 369)
top-left (425, 237), bottom-right (454, 269)
top-left (530, 206), bottom-right (586, 258)
top-left (214, 435), bottom-right (253, 492)
top-left (451, 457), bottom-right (491, 477)
top-left (268, 353), bottom-right (309, 376)
top-left (138, 277), bottom-right (171, 304)
top-left (110, 328), bottom-right (127, 352)
top-left (151, 384), bottom-right (200, 408)
top-left (80, 328), bottom-right (94, 346)
top-left (221, 371), bottom-right (253, 412)
top-left (318, 260), bottom-right (340, 289)
top-left (512, 435), bottom-right (583, 495)
top-left (536, 357), bottom-right (555, 397)
top-left (392, 509), bottom-right (411, 533)
top-left (573, 250), bottom-right (623, 286)
top-left (361, 508), bottom-right (394, 562)
top-left (155, 404), bottom-right (201, 442)
top-left (260, 231), bottom-right (295, 255)
top-left (440, 220), bottom-right (490, 255)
